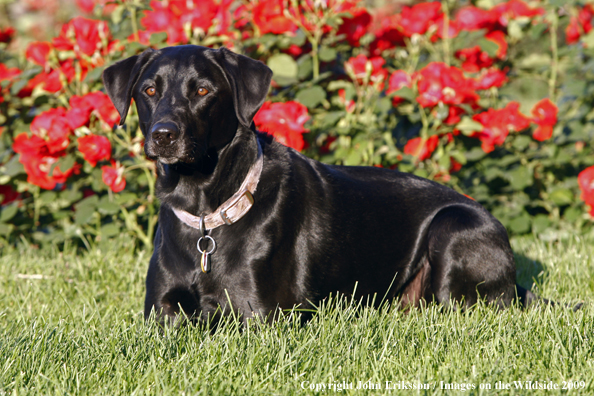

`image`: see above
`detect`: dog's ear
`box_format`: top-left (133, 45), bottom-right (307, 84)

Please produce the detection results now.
top-left (102, 49), bottom-right (155, 126)
top-left (215, 48), bottom-right (272, 129)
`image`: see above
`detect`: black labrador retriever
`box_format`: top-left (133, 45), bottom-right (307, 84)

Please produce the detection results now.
top-left (103, 45), bottom-right (540, 325)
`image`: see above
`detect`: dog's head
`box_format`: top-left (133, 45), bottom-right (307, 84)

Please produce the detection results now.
top-left (102, 45), bottom-right (272, 165)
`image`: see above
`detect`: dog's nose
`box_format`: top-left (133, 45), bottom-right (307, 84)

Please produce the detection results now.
top-left (151, 122), bottom-right (179, 146)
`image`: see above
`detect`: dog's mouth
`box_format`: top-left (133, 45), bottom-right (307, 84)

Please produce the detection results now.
top-left (144, 139), bottom-right (203, 165)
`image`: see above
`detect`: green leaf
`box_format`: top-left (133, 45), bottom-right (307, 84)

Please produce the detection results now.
top-left (391, 86), bottom-right (415, 102)
top-left (507, 167), bottom-right (533, 190)
top-left (0, 203), bottom-right (18, 223)
top-left (0, 155), bottom-right (25, 177)
top-left (289, 30), bottom-right (307, 47)
top-left (509, 213), bottom-right (531, 234)
top-left (115, 192), bottom-right (138, 206)
top-left (549, 188), bottom-right (573, 206)
top-left (297, 55), bottom-right (313, 80)
top-left (39, 191), bottom-right (57, 204)
top-left (465, 147), bottom-right (486, 161)
top-left (532, 214), bottom-right (550, 234)
top-left (319, 46), bottom-right (337, 62)
top-left (84, 67), bottom-right (105, 84)
top-left (564, 207), bottom-right (582, 222)
top-left (316, 111), bottom-right (344, 128)
top-left (149, 32), bottom-right (168, 45)
top-left (10, 79), bottom-right (29, 95)
top-left (327, 80), bottom-right (353, 91)
top-left (296, 86), bottom-right (326, 108)
top-left (76, 195), bottom-right (99, 211)
top-left (478, 37), bottom-right (499, 57)
top-left (50, 155), bottom-right (76, 176)
top-left (267, 54), bottom-right (298, 86)
top-left (451, 151), bottom-right (467, 165)
top-left (507, 19), bottom-right (524, 40)
top-left (452, 30), bottom-right (488, 52)
top-left (60, 189), bottom-right (83, 205)
top-left (0, 223), bottom-right (13, 236)
top-left (111, 4), bottom-right (126, 24)
top-left (455, 117), bottom-right (483, 136)
top-left (97, 200), bottom-right (121, 215)
top-left (512, 135), bottom-right (531, 151)
top-left (101, 223), bottom-right (121, 237)
top-left (75, 205), bottom-right (96, 225)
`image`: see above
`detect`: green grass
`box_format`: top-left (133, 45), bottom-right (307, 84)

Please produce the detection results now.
top-left (0, 235), bottom-right (593, 395)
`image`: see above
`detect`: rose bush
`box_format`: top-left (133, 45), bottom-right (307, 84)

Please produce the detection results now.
top-left (1, 0), bottom-right (594, 247)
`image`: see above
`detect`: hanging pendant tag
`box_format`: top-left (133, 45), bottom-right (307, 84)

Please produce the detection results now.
top-left (201, 251), bottom-right (211, 273)
top-left (197, 235), bottom-right (216, 274)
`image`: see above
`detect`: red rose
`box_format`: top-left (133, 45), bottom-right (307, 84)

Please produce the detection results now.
top-left (474, 68), bottom-right (508, 90)
top-left (444, 106), bottom-right (465, 125)
top-left (0, 27), bottom-right (15, 44)
top-left (566, 17), bottom-right (581, 45)
top-left (565, 6), bottom-right (594, 44)
top-left (71, 91), bottom-right (120, 127)
top-left (30, 108), bottom-right (73, 154)
top-left (416, 62), bottom-right (478, 108)
top-left (252, 0), bottom-right (297, 35)
top-left (404, 135), bottom-right (439, 161)
top-left (454, 6), bottom-right (498, 32)
top-left (492, 0), bottom-right (544, 27)
top-left (141, 1), bottom-right (186, 44)
top-left (25, 60), bottom-right (82, 94)
top-left (531, 98), bottom-right (558, 142)
top-left (26, 42), bottom-right (52, 67)
top-left (396, 1), bottom-right (442, 37)
top-left (78, 134), bottom-right (111, 167)
top-left (450, 158), bottom-right (463, 173)
top-left (387, 70), bottom-right (412, 106)
top-left (471, 101), bottom-right (530, 153)
top-left (370, 16), bottom-right (406, 55)
top-left (181, 1), bottom-right (217, 32)
top-left (337, 7), bottom-right (372, 47)
top-left (254, 101), bottom-right (310, 151)
top-left (338, 89), bottom-right (355, 113)
top-left (0, 63), bottom-right (20, 83)
top-left (578, 166), bottom-right (594, 215)
top-left (102, 162), bottom-right (126, 193)
top-left (13, 133), bottom-right (79, 190)
top-left (53, 17), bottom-right (111, 56)
top-left (455, 31), bottom-right (507, 72)
top-left (344, 54), bottom-right (388, 87)
top-left (432, 14), bottom-right (459, 41)
top-left (0, 185), bottom-right (19, 206)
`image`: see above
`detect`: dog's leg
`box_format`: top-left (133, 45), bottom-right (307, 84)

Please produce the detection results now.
top-left (399, 256), bottom-right (432, 311)
top-left (425, 205), bottom-right (516, 309)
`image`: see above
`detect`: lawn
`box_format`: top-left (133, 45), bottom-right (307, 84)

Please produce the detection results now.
top-left (0, 235), bottom-right (592, 395)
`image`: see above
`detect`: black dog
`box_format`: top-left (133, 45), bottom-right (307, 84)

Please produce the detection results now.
top-left (103, 45), bottom-right (540, 325)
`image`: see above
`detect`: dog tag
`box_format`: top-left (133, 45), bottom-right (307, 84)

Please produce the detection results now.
top-left (201, 251), bottom-right (211, 273)
top-left (197, 235), bottom-right (216, 274)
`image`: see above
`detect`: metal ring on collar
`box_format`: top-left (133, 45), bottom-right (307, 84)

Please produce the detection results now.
top-left (196, 235), bottom-right (216, 254)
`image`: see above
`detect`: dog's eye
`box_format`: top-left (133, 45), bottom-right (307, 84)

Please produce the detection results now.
top-left (197, 87), bottom-right (209, 96)
top-left (145, 87), bottom-right (156, 97)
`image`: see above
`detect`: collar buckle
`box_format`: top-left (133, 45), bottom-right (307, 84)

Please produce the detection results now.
top-left (220, 188), bottom-right (254, 225)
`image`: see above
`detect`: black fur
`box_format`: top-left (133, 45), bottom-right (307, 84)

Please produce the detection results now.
top-left (103, 45), bottom-right (546, 325)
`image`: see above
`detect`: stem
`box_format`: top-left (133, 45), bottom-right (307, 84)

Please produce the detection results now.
top-left (33, 187), bottom-right (41, 226)
top-left (129, 1), bottom-right (140, 43)
top-left (442, 0), bottom-right (451, 66)
top-left (413, 107), bottom-right (431, 163)
top-left (548, 10), bottom-right (559, 101)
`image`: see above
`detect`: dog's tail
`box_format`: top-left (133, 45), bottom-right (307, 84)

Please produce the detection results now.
top-left (516, 284), bottom-right (583, 311)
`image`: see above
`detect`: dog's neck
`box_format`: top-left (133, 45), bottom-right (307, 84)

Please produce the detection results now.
top-left (155, 125), bottom-right (260, 215)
